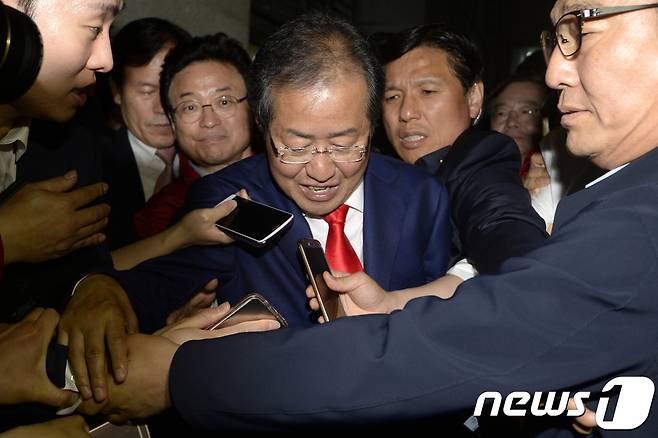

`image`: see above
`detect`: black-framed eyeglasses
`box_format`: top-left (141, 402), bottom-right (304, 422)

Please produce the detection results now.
top-left (540, 3), bottom-right (658, 62)
top-left (269, 134), bottom-right (368, 164)
top-left (173, 95), bottom-right (247, 123)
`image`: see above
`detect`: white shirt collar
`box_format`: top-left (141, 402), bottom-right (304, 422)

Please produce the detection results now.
top-left (0, 121), bottom-right (30, 160)
top-left (127, 130), bottom-right (159, 158)
top-left (585, 163), bottom-right (629, 188)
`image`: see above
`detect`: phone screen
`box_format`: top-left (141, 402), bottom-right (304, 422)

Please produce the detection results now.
top-left (216, 196), bottom-right (292, 244)
top-left (298, 239), bottom-right (343, 321)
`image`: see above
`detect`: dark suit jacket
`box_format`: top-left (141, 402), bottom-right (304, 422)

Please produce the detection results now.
top-left (417, 128), bottom-right (548, 274)
top-left (168, 146), bottom-right (658, 435)
top-left (0, 119), bottom-right (112, 322)
top-left (112, 153), bottom-right (451, 332)
top-left (101, 128), bottom-right (146, 249)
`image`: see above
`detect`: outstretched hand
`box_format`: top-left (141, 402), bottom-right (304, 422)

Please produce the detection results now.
top-left (306, 271), bottom-right (398, 323)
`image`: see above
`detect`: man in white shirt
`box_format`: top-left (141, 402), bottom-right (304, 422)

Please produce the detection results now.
top-left (103, 18), bottom-right (190, 249)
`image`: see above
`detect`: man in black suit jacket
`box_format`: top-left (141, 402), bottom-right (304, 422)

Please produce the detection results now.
top-left (378, 24), bottom-right (547, 275)
top-left (102, 18), bottom-right (190, 249)
top-left (79, 2), bottom-right (658, 435)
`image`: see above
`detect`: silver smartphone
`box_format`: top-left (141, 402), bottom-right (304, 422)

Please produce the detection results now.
top-left (207, 293), bottom-right (287, 330)
top-left (90, 422), bottom-right (151, 438)
top-left (215, 195), bottom-right (293, 247)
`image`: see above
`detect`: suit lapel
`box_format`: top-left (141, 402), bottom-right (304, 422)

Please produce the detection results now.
top-left (362, 156), bottom-right (404, 289)
top-left (554, 147), bottom-right (658, 227)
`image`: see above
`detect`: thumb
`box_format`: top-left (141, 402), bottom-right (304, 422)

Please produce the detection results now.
top-left (32, 171), bottom-right (78, 193)
top-left (35, 383), bottom-right (79, 408)
top-left (323, 271), bottom-right (363, 294)
top-left (209, 199), bottom-right (237, 221)
top-left (530, 152), bottom-right (545, 168)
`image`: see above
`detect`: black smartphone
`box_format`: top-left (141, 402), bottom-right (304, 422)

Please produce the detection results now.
top-left (298, 238), bottom-right (344, 322)
top-left (207, 293), bottom-right (287, 330)
top-left (216, 195), bottom-right (294, 247)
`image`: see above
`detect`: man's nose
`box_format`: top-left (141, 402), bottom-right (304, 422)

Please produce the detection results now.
top-left (399, 94), bottom-right (420, 122)
top-left (305, 149), bottom-right (336, 182)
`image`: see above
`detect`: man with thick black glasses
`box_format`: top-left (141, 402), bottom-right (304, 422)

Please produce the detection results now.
top-left (72, 1), bottom-right (658, 435)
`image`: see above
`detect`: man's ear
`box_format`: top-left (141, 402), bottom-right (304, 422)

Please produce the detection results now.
top-left (466, 80), bottom-right (484, 120)
top-left (109, 79), bottom-right (121, 106)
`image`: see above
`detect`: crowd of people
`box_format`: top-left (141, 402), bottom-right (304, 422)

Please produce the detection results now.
top-left (1, 0), bottom-right (658, 436)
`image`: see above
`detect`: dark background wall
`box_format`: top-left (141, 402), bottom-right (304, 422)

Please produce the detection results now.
top-left (250, 0), bottom-right (556, 90)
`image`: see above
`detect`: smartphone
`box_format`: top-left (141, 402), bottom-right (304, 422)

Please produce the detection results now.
top-left (90, 422), bottom-right (151, 438)
top-left (215, 195), bottom-right (294, 247)
top-left (207, 292), bottom-right (287, 330)
top-left (298, 238), bottom-right (344, 322)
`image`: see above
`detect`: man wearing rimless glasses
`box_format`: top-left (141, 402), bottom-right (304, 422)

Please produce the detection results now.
top-left (73, 1), bottom-right (658, 435)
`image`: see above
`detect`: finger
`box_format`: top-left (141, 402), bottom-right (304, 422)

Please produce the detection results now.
top-left (188, 290), bottom-right (217, 308)
top-left (237, 188), bottom-right (250, 199)
top-left (210, 319), bottom-right (280, 337)
top-left (202, 278), bottom-right (219, 292)
top-left (66, 183), bottom-right (109, 210)
top-left (529, 152), bottom-right (545, 167)
top-left (22, 307), bottom-right (46, 324)
top-left (33, 307), bottom-right (60, 346)
top-left (159, 302), bottom-right (231, 334)
top-left (69, 232), bottom-right (107, 252)
top-left (31, 171), bottom-right (78, 193)
top-left (309, 297), bottom-right (319, 311)
top-left (305, 285), bottom-right (315, 298)
top-left (105, 318), bottom-right (128, 383)
top-left (71, 204), bottom-right (111, 230)
top-left (67, 331), bottom-right (93, 400)
top-left (115, 293), bottom-right (139, 335)
top-left (83, 327), bottom-right (109, 402)
top-left (318, 315), bottom-right (326, 324)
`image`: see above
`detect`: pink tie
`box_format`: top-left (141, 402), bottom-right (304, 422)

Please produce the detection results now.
top-left (323, 204), bottom-right (363, 273)
top-left (154, 147), bottom-right (176, 194)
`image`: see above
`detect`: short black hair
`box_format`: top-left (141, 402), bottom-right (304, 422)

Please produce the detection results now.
top-left (16, 0), bottom-right (36, 17)
top-left (248, 11), bottom-right (383, 134)
top-left (110, 17), bottom-right (190, 88)
top-left (376, 24), bottom-right (483, 94)
top-left (159, 32), bottom-right (252, 115)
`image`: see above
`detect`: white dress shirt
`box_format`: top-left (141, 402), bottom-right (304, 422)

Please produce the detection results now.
top-left (304, 181), bottom-right (364, 266)
top-left (127, 131), bottom-right (179, 200)
top-left (0, 122), bottom-right (29, 192)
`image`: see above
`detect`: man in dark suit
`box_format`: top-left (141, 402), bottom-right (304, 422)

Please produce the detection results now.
top-left (102, 18), bottom-right (190, 249)
top-left (69, 11), bottom-right (451, 402)
top-left (378, 24), bottom-right (547, 275)
top-left (81, 2), bottom-right (658, 435)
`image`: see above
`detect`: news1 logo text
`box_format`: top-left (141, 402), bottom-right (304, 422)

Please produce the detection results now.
top-left (474, 377), bottom-right (655, 430)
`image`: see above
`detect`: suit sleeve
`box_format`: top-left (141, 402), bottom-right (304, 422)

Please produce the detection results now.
top-left (109, 176), bottom-right (241, 333)
top-left (438, 130), bottom-right (548, 274)
top-left (168, 185), bottom-right (658, 430)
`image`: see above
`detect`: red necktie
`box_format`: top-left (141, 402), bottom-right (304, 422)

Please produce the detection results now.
top-left (323, 204), bottom-right (363, 273)
top-left (154, 147), bottom-right (176, 194)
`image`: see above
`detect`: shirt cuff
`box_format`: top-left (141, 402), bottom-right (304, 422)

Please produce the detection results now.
top-left (447, 258), bottom-right (478, 281)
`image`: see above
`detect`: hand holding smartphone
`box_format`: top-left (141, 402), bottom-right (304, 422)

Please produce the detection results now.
top-left (207, 293), bottom-right (287, 330)
top-left (298, 238), bottom-right (345, 322)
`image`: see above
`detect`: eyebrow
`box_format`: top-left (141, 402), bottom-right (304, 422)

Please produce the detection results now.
top-left (554, 0), bottom-right (597, 19)
top-left (385, 77), bottom-right (443, 92)
top-left (285, 127), bottom-right (359, 139)
top-left (177, 87), bottom-right (232, 100)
